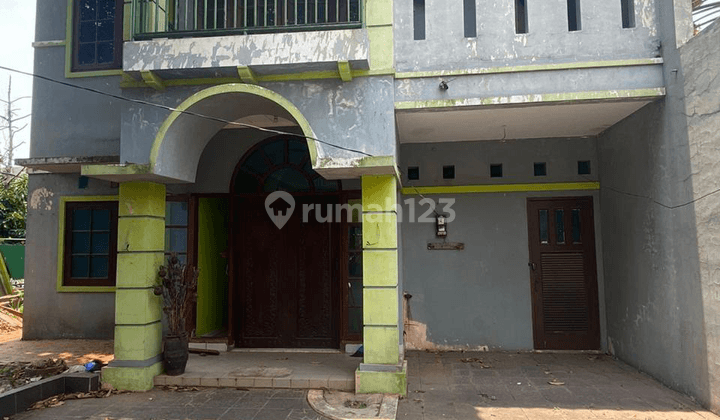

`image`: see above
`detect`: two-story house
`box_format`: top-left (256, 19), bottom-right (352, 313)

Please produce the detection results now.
top-left (18, 0), bottom-right (720, 409)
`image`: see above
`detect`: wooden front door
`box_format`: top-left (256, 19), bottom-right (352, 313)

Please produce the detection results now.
top-left (233, 195), bottom-right (340, 348)
top-left (527, 197), bottom-right (600, 350)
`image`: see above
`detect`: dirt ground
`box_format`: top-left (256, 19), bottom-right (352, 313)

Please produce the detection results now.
top-left (0, 321), bottom-right (113, 365)
top-left (0, 310), bottom-right (23, 344)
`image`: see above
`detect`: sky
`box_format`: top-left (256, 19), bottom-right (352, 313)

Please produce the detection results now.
top-left (0, 0), bottom-right (35, 164)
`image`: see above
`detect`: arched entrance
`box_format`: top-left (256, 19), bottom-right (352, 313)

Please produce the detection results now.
top-left (229, 136), bottom-right (342, 348)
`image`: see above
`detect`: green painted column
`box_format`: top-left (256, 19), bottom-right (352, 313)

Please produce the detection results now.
top-left (355, 175), bottom-right (407, 395)
top-left (103, 182), bottom-right (165, 391)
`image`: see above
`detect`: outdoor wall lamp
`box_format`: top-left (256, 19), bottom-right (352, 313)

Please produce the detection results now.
top-left (436, 215), bottom-right (447, 237)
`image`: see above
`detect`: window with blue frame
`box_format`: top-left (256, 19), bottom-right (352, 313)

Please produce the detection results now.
top-left (72, 0), bottom-right (124, 71)
top-left (63, 201), bottom-right (118, 287)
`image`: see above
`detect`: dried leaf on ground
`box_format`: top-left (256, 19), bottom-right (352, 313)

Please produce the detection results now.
top-left (29, 389), bottom-right (125, 410)
top-left (460, 357), bottom-right (492, 368)
top-left (0, 358), bottom-right (67, 393)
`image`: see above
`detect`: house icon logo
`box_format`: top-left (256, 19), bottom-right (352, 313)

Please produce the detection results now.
top-left (265, 191), bottom-right (295, 229)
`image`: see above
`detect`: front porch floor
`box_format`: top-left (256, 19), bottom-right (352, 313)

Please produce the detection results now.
top-left (153, 351), bottom-right (360, 391)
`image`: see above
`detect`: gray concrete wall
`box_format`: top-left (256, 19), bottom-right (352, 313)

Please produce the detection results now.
top-left (120, 76), bottom-right (396, 182)
top-left (30, 1), bottom-right (121, 159)
top-left (394, 0), bottom-right (660, 72)
top-left (596, 2), bottom-right (716, 410)
top-left (23, 173), bottom-right (117, 339)
top-left (400, 138), bottom-right (606, 350)
top-left (682, 20), bottom-right (720, 411)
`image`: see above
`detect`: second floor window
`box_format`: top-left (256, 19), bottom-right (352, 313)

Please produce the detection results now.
top-left (72, 0), bottom-right (124, 71)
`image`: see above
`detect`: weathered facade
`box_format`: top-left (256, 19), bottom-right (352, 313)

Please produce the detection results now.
top-left (19, 0), bottom-right (720, 408)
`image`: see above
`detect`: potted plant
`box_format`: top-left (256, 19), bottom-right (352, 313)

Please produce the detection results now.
top-left (154, 255), bottom-right (198, 376)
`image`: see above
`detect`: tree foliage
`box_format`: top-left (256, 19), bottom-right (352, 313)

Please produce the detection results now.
top-left (0, 174), bottom-right (27, 238)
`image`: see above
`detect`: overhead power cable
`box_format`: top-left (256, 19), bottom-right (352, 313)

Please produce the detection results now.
top-left (0, 65), bottom-right (373, 157)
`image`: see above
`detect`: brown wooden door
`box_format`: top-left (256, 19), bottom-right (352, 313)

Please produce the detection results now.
top-left (527, 197), bottom-right (600, 350)
top-left (233, 195), bottom-right (340, 348)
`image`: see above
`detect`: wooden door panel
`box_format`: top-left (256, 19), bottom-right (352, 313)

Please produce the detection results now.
top-left (527, 197), bottom-right (600, 350)
top-left (234, 195), bottom-right (339, 348)
top-left (236, 197), bottom-right (284, 347)
top-left (291, 198), bottom-right (338, 347)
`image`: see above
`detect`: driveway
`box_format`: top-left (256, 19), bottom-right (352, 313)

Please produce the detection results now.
top-left (398, 350), bottom-right (718, 419)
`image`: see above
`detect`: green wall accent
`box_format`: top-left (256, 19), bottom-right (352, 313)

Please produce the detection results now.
top-left (362, 175), bottom-right (397, 211)
top-left (363, 326), bottom-right (399, 364)
top-left (0, 252), bottom-right (12, 295)
top-left (363, 288), bottom-right (398, 325)
top-left (115, 288), bottom-right (163, 325)
top-left (356, 363), bottom-right (407, 396)
top-left (362, 213), bottom-right (398, 249)
top-left (118, 182), bottom-right (166, 217)
top-left (362, 250), bottom-right (397, 287)
top-left (114, 322), bottom-right (163, 361)
top-left (0, 244), bottom-right (24, 279)
top-left (196, 197), bottom-right (230, 337)
top-left (117, 217), bottom-right (165, 252)
top-left (365, 0), bottom-right (394, 72)
top-left (360, 174), bottom-right (403, 385)
top-left (105, 182), bottom-right (166, 391)
top-left (394, 58), bottom-right (664, 79)
top-left (116, 252), bottom-right (165, 288)
top-left (102, 362), bottom-right (163, 391)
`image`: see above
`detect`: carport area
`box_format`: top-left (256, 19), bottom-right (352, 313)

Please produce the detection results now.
top-left (398, 351), bottom-right (718, 420)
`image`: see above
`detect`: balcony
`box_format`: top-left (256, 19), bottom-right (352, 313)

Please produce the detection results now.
top-left (132, 0), bottom-right (362, 39)
top-left (123, 0), bottom-right (369, 83)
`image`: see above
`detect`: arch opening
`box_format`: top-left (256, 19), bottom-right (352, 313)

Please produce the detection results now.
top-left (150, 84), bottom-right (318, 183)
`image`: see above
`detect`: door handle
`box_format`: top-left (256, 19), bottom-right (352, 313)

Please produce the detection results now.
top-left (528, 262), bottom-right (537, 271)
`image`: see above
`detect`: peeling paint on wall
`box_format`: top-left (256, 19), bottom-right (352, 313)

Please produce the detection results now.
top-left (639, 0), bottom-right (658, 37)
top-left (29, 188), bottom-right (54, 211)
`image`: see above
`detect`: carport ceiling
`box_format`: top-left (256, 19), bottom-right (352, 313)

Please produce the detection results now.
top-left (396, 100), bottom-right (652, 143)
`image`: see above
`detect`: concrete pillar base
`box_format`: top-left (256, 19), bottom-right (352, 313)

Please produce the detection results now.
top-left (102, 362), bottom-right (163, 391)
top-left (355, 360), bottom-right (407, 396)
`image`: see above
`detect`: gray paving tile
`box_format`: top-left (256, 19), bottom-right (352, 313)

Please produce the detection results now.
top-left (253, 408), bottom-right (293, 420)
top-left (217, 408), bottom-right (260, 420)
top-left (262, 398), bottom-right (309, 410)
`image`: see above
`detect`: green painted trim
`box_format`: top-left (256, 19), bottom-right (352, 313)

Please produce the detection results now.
top-left (395, 88), bottom-right (666, 110)
top-left (338, 61), bottom-right (353, 82)
top-left (357, 155), bottom-right (395, 168)
top-left (141, 71), bottom-right (166, 91)
top-left (64, 0), bottom-right (125, 79)
top-left (401, 182), bottom-right (601, 195)
top-left (123, 0), bottom-right (133, 41)
top-left (395, 58), bottom-right (665, 79)
top-left (237, 66), bottom-right (258, 84)
top-left (119, 69), bottom-right (397, 89)
top-left (56, 195), bottom-right (119, 293)
top-left (81, 163), bottom-right (152, 177)
top-left (149, 84), bottom-right (319, 169)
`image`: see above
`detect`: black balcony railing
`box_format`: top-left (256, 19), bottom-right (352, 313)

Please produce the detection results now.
top-left (133, 0), bottom-right (362, 39)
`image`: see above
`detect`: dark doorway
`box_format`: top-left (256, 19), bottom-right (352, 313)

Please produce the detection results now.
top-left (526, 197), bottom-right (600, 350)
top-left (229, 136), bottom-right (342, 348)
